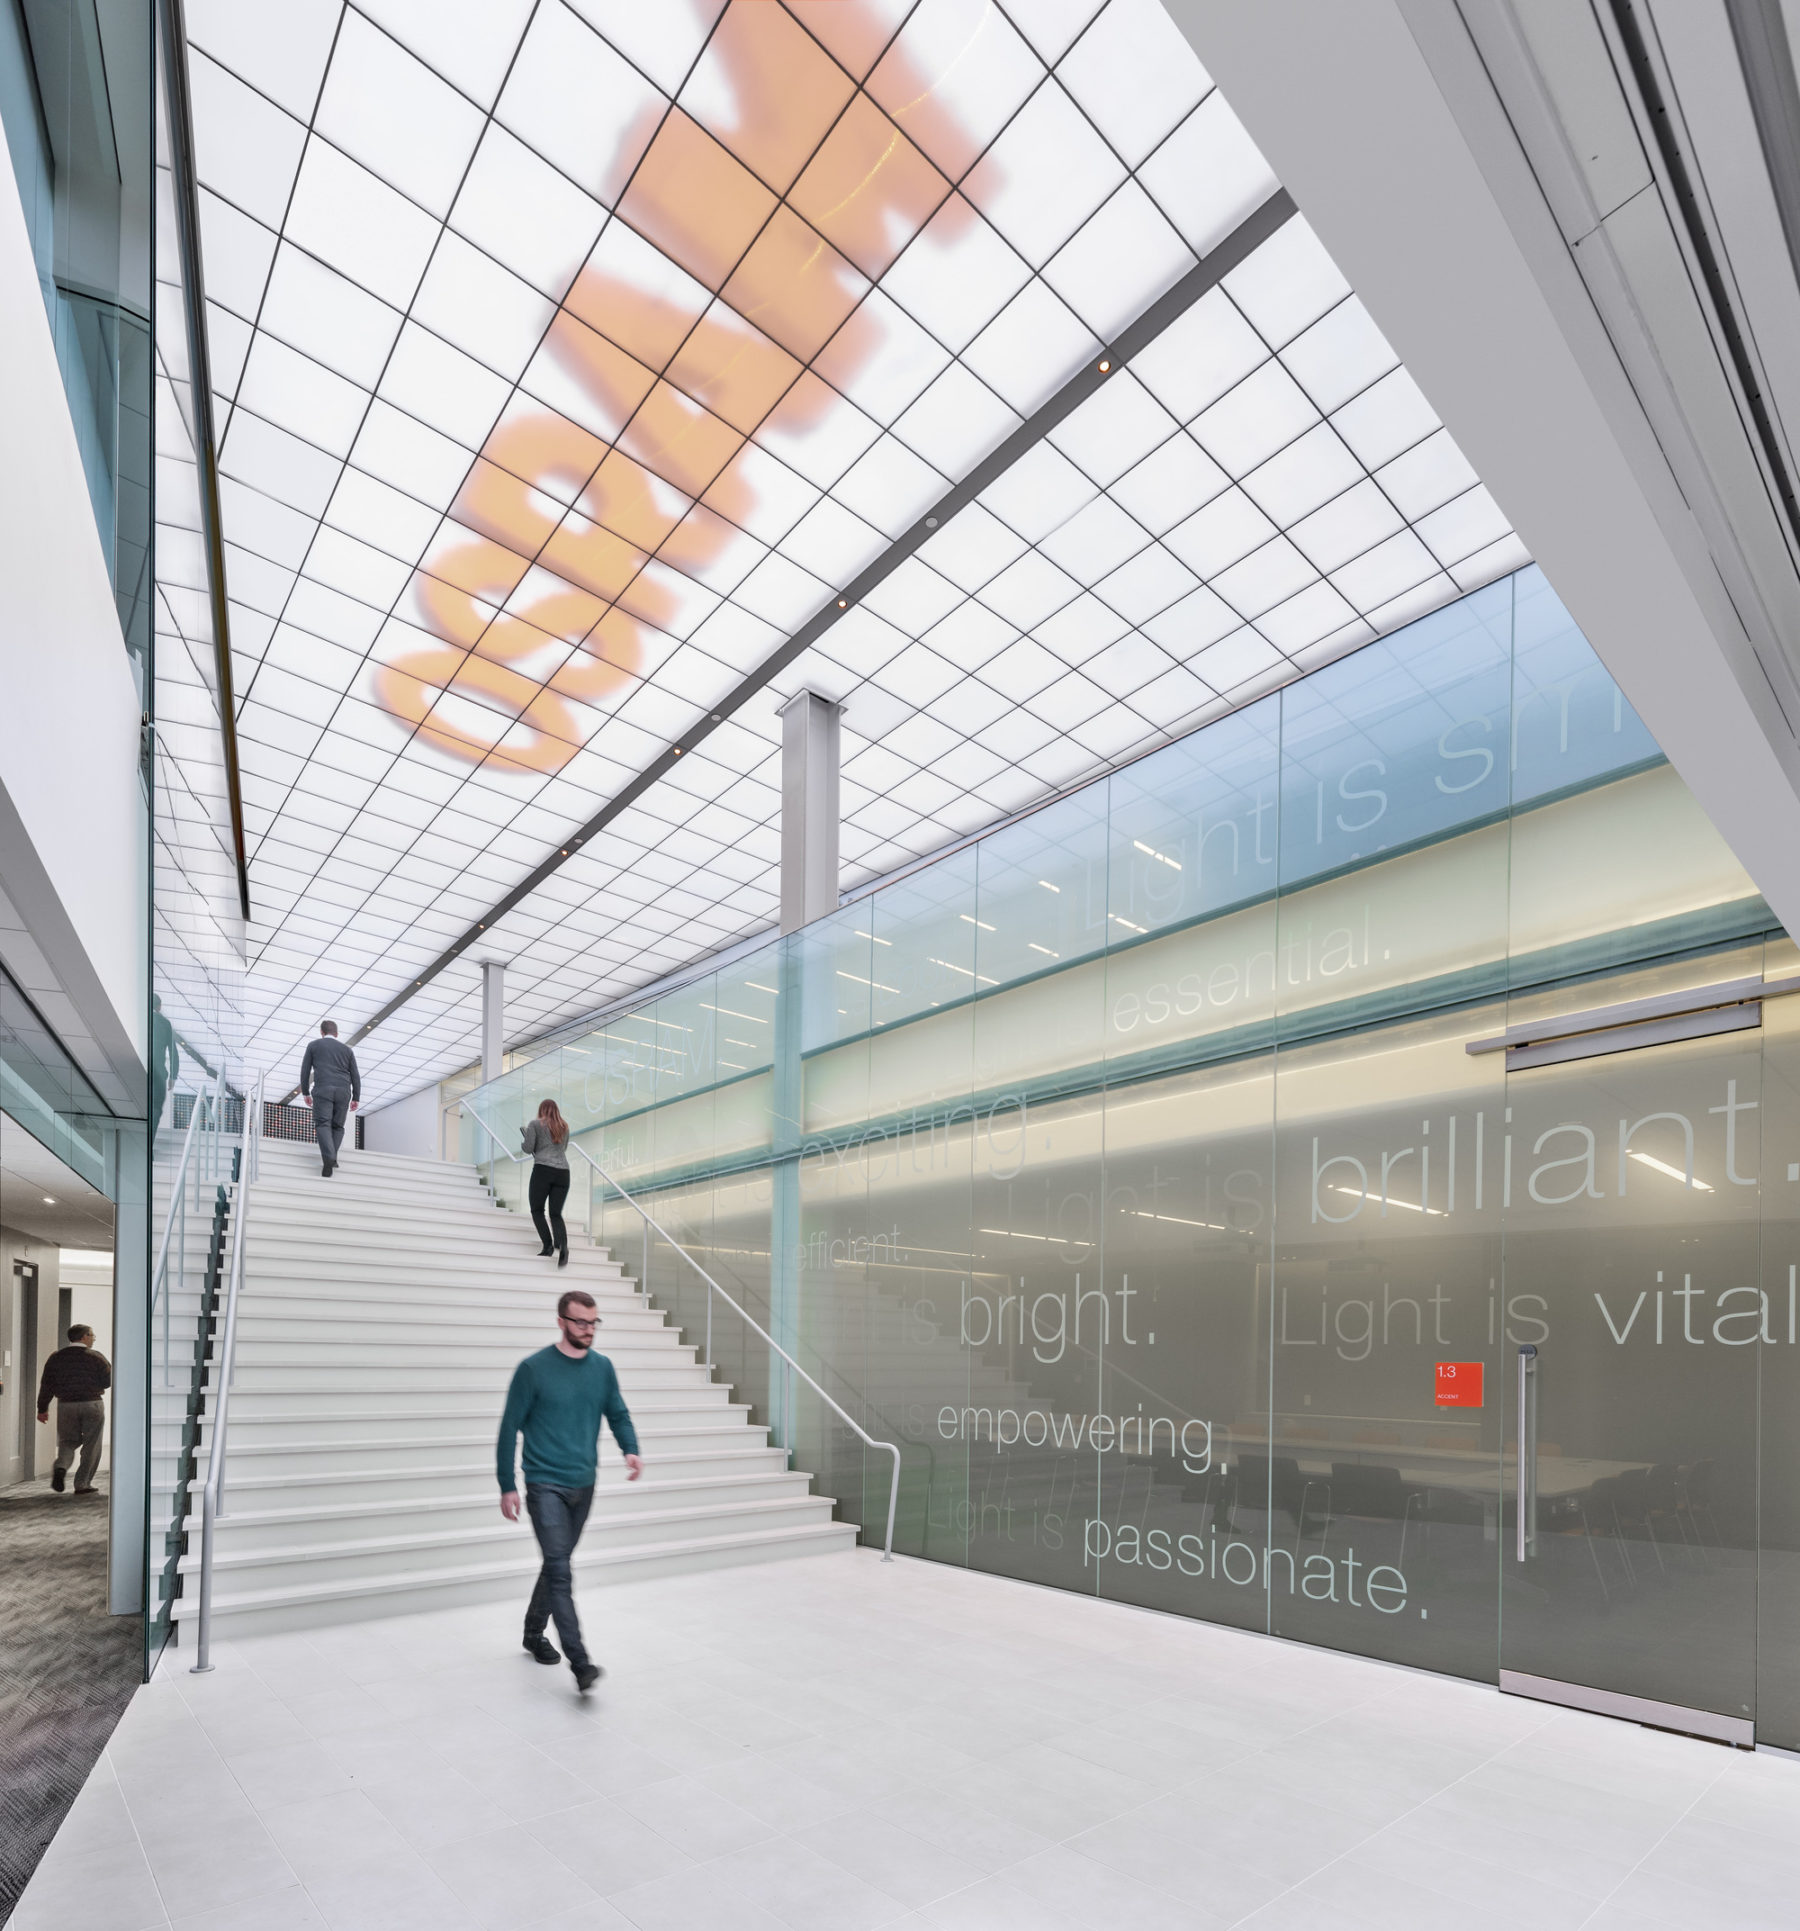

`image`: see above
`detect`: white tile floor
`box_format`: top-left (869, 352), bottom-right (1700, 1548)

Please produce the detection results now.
top-left (17, 1549), bottom-right (1800, 1930)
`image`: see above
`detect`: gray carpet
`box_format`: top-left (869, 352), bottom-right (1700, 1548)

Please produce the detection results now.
top-left (0, 1474), bottom-right (142, 1926)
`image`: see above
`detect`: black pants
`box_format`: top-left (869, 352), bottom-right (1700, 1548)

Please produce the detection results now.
top-left (530, 1166), bottom-right (569, 1254)
top-left (525, 1482), bottom-right (593, 1668)
top-left (313, 1087), bottom-right (351, 1167)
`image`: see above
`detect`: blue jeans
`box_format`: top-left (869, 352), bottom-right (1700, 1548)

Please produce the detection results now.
top-left (524, 1483), bottom-right (594, 1669)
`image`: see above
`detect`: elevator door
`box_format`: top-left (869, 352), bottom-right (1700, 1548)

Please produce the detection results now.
top-left (1497, 1022), bottom-right (1761, 1743)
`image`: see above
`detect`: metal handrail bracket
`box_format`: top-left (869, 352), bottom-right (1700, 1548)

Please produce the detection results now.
top-left (191, 1072), bottom-right (263, 1671)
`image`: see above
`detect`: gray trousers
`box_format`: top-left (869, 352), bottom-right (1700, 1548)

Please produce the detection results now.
top-left (312, 1086), bottom-right (351, 1165)
top-left (55, 1399), bottom-right (105, 1489)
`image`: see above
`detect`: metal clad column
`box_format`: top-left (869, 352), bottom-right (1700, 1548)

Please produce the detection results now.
top-left (480, 961), bottom-right (504, 1086)
top-left (778, 691), bottom-right (842, 935)
top-left (772, 691), bottom-right (839, 1464)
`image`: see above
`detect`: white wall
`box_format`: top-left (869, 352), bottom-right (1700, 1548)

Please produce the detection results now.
top-left (363, 1083), bottom-right (442, 1160)
top-left (0, 108), bottom-right (147, 1108)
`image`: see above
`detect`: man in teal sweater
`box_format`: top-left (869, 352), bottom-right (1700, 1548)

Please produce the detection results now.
top-left (497, 1287), bottom-right (642, 1691)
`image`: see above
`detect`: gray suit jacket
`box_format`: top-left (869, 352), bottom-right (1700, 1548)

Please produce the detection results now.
top-left (299, 1036), bottom-right (360, 1100)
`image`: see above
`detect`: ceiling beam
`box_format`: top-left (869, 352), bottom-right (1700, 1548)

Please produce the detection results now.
top-left (346, 188), bottom-right (1298, 1052)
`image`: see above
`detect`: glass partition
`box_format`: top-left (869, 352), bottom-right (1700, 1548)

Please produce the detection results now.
top-left (464, 564), bottom-right (1800, 1737)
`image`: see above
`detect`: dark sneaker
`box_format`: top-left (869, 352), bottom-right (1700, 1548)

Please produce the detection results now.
top-left (573, 1663), bottom-right (602, 1693)
top-left (524, 1634), bottom-right (560, 1664)
top-left (50, 1466), bottom-right (65, 1492)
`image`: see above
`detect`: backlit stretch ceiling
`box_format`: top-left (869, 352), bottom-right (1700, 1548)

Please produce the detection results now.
top-left (166, 0), bottom-right (1525, 1103)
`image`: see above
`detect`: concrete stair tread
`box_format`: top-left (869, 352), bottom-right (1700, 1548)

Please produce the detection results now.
top-left (188, 1448), bottom-right (782, 1489)
top-left (182, 1470), bottom-right (809, 1518)
top-left (179, 1492), bottom-right (839, 1567)
top-left (170, 1521), bottom-right (853, 1621)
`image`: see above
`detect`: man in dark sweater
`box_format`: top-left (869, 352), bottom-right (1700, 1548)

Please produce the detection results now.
top-left (297, 1019), bottom-right (360, 1176)
top-left (36, 1324), bottom-right (111, 1493)
top-left (497, 1287), bottom-right (642, 1692)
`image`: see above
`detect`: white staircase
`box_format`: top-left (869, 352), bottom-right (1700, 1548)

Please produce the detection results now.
top-left (170, 1140), bottom-right (853, 1637)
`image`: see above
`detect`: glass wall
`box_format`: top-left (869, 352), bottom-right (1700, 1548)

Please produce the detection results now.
top-left (465, 565), bottom-right (1800, 1739)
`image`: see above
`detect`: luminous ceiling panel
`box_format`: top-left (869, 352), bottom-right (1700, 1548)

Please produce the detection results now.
top-left (176, 0), bottom-right (1526, 1102)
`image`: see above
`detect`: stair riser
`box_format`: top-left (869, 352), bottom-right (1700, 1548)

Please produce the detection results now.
top-left (223, 1383), bottom-right (733, 1414)
top-left (235, 1277), bottom-right (639, 1306)
top-left (244, 1256), bottom-right (631, 1289)
top-left (230, 1317), bottom-right (670, 1346)
top-left (190, 1452), bottom-right (787, 1490)
top-left (230, 1341), bottom-right (696, 1372)
top-left (168, 1406), bottom-right (757, 1448)
top-left (179, 1500), bottom-right (840, 1586)
top-left (231, 1319), bottom-right (675, 1350)
top-left (179, 1436), bottom-right (776, 1475)
top-left (167, 1532), bottom-right (853, 1637)
top-left (188, 1472), bottom-right (815, 1532)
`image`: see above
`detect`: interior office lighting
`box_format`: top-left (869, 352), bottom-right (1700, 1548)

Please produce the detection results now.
top-left (1134, 839), bottom-right (1182, 870)
top-left (1629, 1151), bottom-right (1714, 1192)
top-left (1038, 881), bottom-right (1062, 894)
top-left (700, 1002), bottom-right (768, 1023)
top-left (1331, 1185), bottom-right (1444, 1217)
top-left (853, 929), bottom-right (892, 946)
top-left (929, 957), bottom-right (997, 983)
top-left (1128, 1208), bottom-right (1226, 1231)
top-left (837, 969), bottom-right (899, 993)
top-left (959, 913), bottom-right (996, 930)
top-left (1110, 913), bottom-right (1146, 933)
top-left (1028, 942), bottom-right (1060, 958)
top-left (978, 1227), bottom-right (1066, 1243)
top-left (745, 983), bottom-right (778, 996)
top-left (43, 1196), bottom-right (55, 1205)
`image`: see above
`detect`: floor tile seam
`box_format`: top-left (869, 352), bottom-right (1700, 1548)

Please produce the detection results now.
top-left (1569, 1755), bottom-right (1734, 1930)
top-left (1204, 1704), bottom-right (1601, 1928)
top-left (93, 1740), bottom-right (176, 1931)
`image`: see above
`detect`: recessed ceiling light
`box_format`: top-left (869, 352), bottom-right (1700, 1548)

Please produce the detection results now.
top-left (43, 1196), bottom-right (55, 1205)
top-left (1097, 359), bottom-right (1111, 373)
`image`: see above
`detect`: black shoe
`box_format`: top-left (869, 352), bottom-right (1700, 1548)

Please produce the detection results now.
top-left (537, 1247), bottom-right (554, 1257)
top-left (557, 1248), bottom-right (570, 1268)
top-left (524, 1634), bottom-right (560, 1665)
top-left (322, 1161), bottom-right (334, 1176)
top-left (50, 1466), bottom-right (65, 1492)
top-left (573, 1663), bottom-right (602, 1693)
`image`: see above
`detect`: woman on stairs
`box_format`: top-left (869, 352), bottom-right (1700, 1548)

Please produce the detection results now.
top-left (521, 1098), bottom-right (572, 1267)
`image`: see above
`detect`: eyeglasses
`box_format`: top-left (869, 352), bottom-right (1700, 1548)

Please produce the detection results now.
top-left (562, 1315), bottom-right (598, 1329)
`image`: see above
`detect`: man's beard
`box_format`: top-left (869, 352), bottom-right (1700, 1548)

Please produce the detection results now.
top-left (562, 1331), bottom-right (590, 1352)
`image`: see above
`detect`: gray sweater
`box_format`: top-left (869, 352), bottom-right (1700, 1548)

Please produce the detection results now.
top-left (299, 1036), bottom-right (360, 1099)
top-left (521, 1119), bottom-right (568, 1169)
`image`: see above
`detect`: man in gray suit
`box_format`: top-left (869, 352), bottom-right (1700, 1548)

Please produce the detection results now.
top-left (298, 1020), bottom-right (360, 1176)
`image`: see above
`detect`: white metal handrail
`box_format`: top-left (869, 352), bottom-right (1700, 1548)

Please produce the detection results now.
top-left (190, 1072), bottom-right (263, 1672)
top-left (461, 1102), bottom-right (902, 1560)
top-left (152, 1067), bottom-right (222, 1386)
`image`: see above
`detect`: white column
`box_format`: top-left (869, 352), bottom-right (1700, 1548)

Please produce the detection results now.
top-left (480, 960), bottom-right (504, 1084)
top-left (778, 690), bottom-right (841, 935)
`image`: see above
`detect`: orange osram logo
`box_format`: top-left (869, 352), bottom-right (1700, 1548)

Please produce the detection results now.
top-left (373, 1), bottom-right (977, 778)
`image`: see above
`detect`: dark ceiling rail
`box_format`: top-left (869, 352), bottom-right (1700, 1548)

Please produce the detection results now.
top-left (348, 188), bottom-right (1299, 1051)
top-left (157, 0), bottom-right (250, 925)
